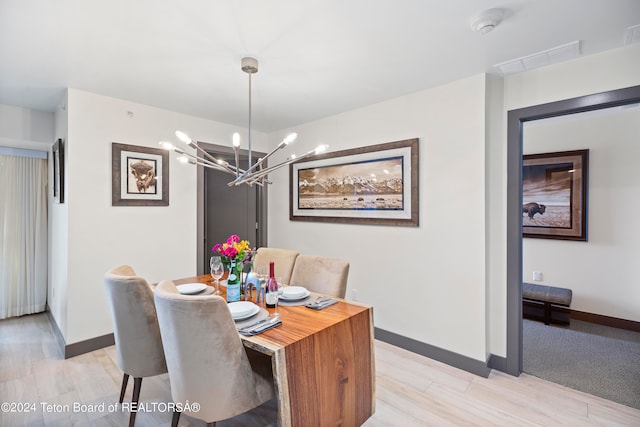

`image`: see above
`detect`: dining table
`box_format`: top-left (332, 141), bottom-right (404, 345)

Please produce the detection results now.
top-left (172, 274), bottom-right (375, 427)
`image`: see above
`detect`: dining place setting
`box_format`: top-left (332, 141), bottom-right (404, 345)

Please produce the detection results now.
top-left (219, 268), bottom-right (339, 335)
top-left (169, 258), bottom-right (340, 338)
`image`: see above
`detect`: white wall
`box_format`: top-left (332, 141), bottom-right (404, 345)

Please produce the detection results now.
top-left (0, 104), bottom-right (53, 150)
top-left (59, 89), bottom-right (267, 344)
top-left (50, 96), bottom-right (69, 336)
top-left (266, 75), bottom-right (490, 362)
top-left (523, 107), bottom-right (640, 321)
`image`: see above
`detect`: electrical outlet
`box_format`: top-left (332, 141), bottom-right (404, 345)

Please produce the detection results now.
top-left (533, 271), bottom-right (542, 281)
top-left (351, 289), bottom-right (358, 301)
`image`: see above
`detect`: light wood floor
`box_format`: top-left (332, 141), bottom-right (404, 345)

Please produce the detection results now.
top-left (1, 313), bottom-right (639, 426)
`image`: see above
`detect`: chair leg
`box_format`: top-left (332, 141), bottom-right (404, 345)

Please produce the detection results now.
top-left (119, 373), bottom-right (130, 404)
top-left (171, 410), bottom-right (181, 427)
top-left (129, 377), bottom-right (143, 427)
top-left (207, 422), bottom-right (216, 427)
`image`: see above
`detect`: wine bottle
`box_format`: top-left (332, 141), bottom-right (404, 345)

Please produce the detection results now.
top-left (265, 262), bottom-right (278, 308)
top-left (227, 259), bottom-right (241, 302)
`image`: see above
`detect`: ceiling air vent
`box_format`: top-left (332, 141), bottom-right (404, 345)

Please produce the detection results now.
top-left (624, 24), bottom-right (640, 45)
top-left (494, 41), bottom-right (582, 75)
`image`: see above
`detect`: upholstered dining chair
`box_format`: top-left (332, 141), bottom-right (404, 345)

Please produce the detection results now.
top-left (289, 254), bottom-right (350, 299)
top-left (252, 247), bottom-right (299, 285)
top-left (103, 265), bottom-right (167, 427)
top-left (154, 280), bottom-right (275, 427)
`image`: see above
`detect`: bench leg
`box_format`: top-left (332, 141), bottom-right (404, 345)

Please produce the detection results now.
top-left (543, 302), bottom-right (551, 325)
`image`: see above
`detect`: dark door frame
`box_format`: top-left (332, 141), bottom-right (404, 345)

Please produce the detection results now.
top-left (196, 141), bottom-right (268, 275)
top-left (505, 84), bottom-right (640, 376)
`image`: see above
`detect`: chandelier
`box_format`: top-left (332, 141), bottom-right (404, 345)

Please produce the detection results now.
top-left (160, 57), bottom-right (327, 186)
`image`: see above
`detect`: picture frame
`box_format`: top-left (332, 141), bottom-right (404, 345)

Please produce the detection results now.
top-left (290, 138), bottom-right (419, 226)
top-left (112, 143), bottom-right (169, 206)
top-left (522, 149), bottom-right (588, 240)
top-left (52, 138), bottom-right (65, 203)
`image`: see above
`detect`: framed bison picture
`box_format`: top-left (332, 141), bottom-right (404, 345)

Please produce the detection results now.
top-left (522, 149), bottom-right (588, 240)
top-left (112, 143), bottom-right (169, 206)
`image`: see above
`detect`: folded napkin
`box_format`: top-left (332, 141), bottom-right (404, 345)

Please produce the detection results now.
top-left (305, 298), bottom-right (338, 310)
top-left (239, 318), bottom-right (282, 336)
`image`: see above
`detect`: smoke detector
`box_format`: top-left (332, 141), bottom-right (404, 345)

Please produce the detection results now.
top-left (470, 8), bottom-right (504, 34)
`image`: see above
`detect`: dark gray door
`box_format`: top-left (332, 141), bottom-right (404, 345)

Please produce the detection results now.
top-left (203, 152), bottom-right (265, 272)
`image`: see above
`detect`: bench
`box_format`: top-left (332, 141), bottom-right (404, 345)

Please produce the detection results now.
top-left (522, 282), bottom-right (572, 325)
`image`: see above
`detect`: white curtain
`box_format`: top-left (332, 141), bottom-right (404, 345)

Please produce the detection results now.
top-left (0, 155), bottom-right (48, 319)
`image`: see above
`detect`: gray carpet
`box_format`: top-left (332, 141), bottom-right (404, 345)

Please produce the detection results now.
top-left (523, 319), bottom-right (640, 409)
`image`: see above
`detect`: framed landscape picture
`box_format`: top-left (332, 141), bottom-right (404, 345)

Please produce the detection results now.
top-left (522, 149), bottom-right (588, 240)
top-left (290, 138), bottom-right (418, 226)
top-left (112, 143), bottom-right (169, 206)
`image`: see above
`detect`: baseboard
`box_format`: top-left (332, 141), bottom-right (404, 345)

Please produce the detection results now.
top-left (64, 333), bottom-right (115, 359)
top-left (45, 309), bottom-right (66, 359)
top-left (571, 309), bottom-right (640, 333)
top-left (374, 327), bottom-right (492, 378)
top-left (487, 353), bottom-right (507, 372)
top-left (44, 309), bottom-right (115, 359)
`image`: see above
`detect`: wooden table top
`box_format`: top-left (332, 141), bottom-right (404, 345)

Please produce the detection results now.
top-left (173, 274), bottom-right (372, 349)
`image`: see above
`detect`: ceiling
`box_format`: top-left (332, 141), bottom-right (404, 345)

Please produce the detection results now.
top-left (1, 0), bottom-right (638, 132)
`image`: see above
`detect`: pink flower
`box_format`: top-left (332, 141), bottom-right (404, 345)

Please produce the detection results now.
top-left (212, 234), bottom-right (254, 268)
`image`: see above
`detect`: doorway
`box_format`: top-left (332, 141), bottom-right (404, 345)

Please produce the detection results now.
top-left (505, 84), bottom-right (640, 376)
top-left (196, 142), bottom-right (267, 275)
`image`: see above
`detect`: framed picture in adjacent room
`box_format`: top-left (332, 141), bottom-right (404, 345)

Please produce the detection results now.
top-left (112, 143), bottom-right (169, 206)
top-left (522, 149), bottom-right (588, 240)
top-left (290, 138), bottom-right (419, 226)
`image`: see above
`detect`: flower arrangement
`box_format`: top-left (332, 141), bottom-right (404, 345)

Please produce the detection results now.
top-left (212, 234), bottom-right (254, 269)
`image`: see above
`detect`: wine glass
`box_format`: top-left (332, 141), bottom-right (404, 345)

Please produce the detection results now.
top-left (210, 256), bottom-right (224, 295)
top-left (254, 265), bottom-right (268, 303)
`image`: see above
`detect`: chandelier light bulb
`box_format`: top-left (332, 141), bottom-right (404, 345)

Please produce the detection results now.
top-left (159, 141), bottom-right (175, 150)
top-left (177, 156), bottom-right (189, 163)
top-left (175, 130), bottom-right (191, 144)
top-left (283, 133), bottom-right (298, 145)
top-left (315, 144), bottom-right (328, 154)
top-left (232, 133), bottom-right (241, 147)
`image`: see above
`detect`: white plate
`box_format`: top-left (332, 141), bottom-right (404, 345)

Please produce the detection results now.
top-left (279, 289), bottom-right (311, 301)
top-left (281, 286), bottom-right (307, 299)
top-left (176, 283), bottom-right (207, 295)
top-left (228, 301), bottom-right (258, 319)
top-left (230, 304), bottom-right (260, 321)
top-left (233, 305), bottom-right (260, 321)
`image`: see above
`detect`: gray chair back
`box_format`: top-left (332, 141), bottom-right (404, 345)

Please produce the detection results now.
top-left (103, 265), bottom-right (167, 378)
top-left (154, 280), bottom-right (274, 424)
top-left (289, 254), bottom-right (349, 298)
top-left (252, 247), bottom-right (299, 284)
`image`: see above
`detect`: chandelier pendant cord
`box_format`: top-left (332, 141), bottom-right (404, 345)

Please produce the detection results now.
top-left (247, 69), bottom-right (252, 174)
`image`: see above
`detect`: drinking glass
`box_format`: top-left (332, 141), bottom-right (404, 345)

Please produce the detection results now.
top-left (254, 265), bottom-right (268, 303)
top-left (210, 256), bottom-right (224, 295)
